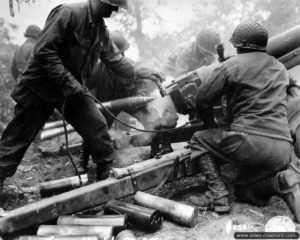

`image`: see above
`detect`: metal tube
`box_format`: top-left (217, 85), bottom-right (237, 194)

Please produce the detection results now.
top-left (40, 175), bottom-right (88, 198)
top-left (134, 191), bottom-right (198, 227)
top-left (267, 24), bottom-right (300, 58)
top-left (37, 225), bottom-right (113, 240)
top-left (18, 236), bottom-right (100, 240)
top-left (104, 200), bottom-right (162, 232)
top-left (115, 230), bottom-right (137, 240)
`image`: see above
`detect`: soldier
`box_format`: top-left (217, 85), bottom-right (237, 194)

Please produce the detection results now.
top-left (0, 0), bottom-right (164, 195)
top-left (154, 29), bottom-right (222, 157)
top-left (188, 21), bottom-right (300, 222)
top-left (77, 31), bottom-right (162, 173)
top-left (163, 29), bottom-right (221, 78)
top-left (11, 25), bottom-right (41, 81)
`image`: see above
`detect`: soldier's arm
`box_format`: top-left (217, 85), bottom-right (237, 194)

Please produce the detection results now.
top-left (174, 51), bottom-right (191, 78)
top-left (100, 35), bottom-right (135, 79)
top-left (195, 63), bottom-right (229, 110)
top-left (33, 5), bottom-right (82, 97)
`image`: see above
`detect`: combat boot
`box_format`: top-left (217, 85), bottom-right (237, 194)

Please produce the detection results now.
top-left (150, 134), bottom-right (161, 158)
top-left (76, 145), bottom-right (90, 174)
top-left (95, 152), bottom-right (115, 181)
top-left (159, 130), bottom-right (173, 155)
top-left (276, 169), bottom-right (300, 223)
top-left (238, 169), bottom-right (300, 223)
top-left (188, 153), bottom-right (230, 213)
top-left (96, 161), bottom-right (114, 181)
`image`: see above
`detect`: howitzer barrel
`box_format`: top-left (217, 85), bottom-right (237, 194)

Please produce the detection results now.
top-left (37, 225), bottom-right (113, 240)
top-left (267, 24), bottom-right (300, 58)
top-left (18, 236), bottom-right (100, 240)
top-left (40, 96), bottom-right (155, 141)
top-left (104, 200), bottom-right (163, 232)
top-left (134, 191), bottom-right (197, 227)
top-left (115, 230), bottom-right (137, 240)
top-left (40, 175), bottom-right (88, 197)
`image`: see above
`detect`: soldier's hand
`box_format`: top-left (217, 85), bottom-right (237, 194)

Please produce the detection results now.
top-left (134, 66), bottom-right (165, 84)
top-left (61, 73), bottom-right (84, 98)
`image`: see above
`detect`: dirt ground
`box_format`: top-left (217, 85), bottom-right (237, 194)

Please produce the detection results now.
top-left (0, 134), bottom-right (300, 240)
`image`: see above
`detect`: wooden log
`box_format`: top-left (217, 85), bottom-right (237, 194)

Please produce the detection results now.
top-left (0, 150), bottom-right (196, 235)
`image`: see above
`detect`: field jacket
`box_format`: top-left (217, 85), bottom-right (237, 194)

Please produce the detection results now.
top-left (17, 2), bottom-right (134, 106)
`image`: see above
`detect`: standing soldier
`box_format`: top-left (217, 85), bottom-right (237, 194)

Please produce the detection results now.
top-left (0, 0), bottom-right (164, 195)
top-left (188, 21), bottom-right (300, 223)
top-left (11, 25), bottom-right (41, 81)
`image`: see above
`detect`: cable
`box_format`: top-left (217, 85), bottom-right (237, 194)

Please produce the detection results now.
top-left (86, 93), bottom-right (193, 133)
top-left (62, 100), bottom-right (83, 185)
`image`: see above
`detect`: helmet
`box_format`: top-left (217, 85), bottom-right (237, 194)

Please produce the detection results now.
top-left (229, 21), bottom-right (268, 51)
top-left (24, 25), bottom-right (42, 39)
top-left (100, 0), bottom-right (128, 9)
top-left (111, 31), bottom-right (130, 52)
top-left (196, 29), bottom-right (221, 55)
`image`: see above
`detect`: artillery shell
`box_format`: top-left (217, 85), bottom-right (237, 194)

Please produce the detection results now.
top-left (57, 215), bottom-right (127, 233)
top-left (39, 175), bottom-right (88, 197)
top-left (104, 200), bottom-right (162, 232)
top-left (18, 235), bottom-right (99, 240)
top-left (37, 225), bottom-right (113, 240)
top-left (134, 191), bottom-right (198, 227)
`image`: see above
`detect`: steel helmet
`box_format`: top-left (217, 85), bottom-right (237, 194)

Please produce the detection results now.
top-left (229, 21), bottom-right (268, 51)
top-left (196, 29), bottom-right (221, 55)
top-left (100, 0), bottom-right (128, 9)
top-left (24, 25), bottom-right (42, 39)
top-left (111, 31), bottom-right (130, 52)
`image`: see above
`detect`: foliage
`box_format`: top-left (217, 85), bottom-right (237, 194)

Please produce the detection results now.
top-left (0, 16), bottom-right (17, 125)
top-left (0, 42), bottom-right (17, 124)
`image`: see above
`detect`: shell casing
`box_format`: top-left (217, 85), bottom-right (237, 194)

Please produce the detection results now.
top-left (104, 200), bottom-right (162, 232)
top-left (134, 191), bottom-right (198, 227)
top-left (18, 235), bottom-right (100, 240)
top-left (57, 215), bottom-right (127, 233)
top-left (37, 225), bottom-right (113, 240)
top-left (115, 230), bottom-right (137, 240)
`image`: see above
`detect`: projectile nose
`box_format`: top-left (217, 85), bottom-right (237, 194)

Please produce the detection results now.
top-left (142, 97), bottom-right (156, 103)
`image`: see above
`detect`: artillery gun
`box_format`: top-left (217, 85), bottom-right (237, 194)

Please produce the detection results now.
top-left (2, 25), bottom-right (300, 235)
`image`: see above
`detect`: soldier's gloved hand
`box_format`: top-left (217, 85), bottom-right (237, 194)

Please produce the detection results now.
top-left (61, 73), bottom-right (84, 98)
top-left (134, 66), bottom-right (165, 85)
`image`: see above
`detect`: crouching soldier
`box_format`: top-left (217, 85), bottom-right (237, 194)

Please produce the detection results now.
top-left (188, 21), bottom-right (300, 222)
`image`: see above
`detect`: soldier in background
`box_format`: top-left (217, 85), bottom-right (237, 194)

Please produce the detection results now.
top-left (163, 29), bottom-right (221, 78)
top-left (77, 31), bottom-right (162, 173)
top-left (188, 21), bottom-right (300, 223)
top-left (153, 29), bottom-right (222, 157)
top-left (11, 25), bottom-right (41, 81)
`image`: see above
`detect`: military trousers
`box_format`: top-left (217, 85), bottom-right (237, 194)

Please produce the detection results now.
top-left (190, 128), bottom-right (292, 187)
top-left (0, 83), bottom-right (113, 179)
